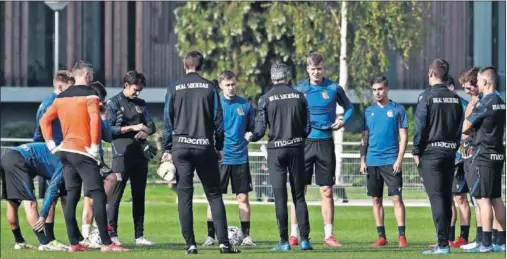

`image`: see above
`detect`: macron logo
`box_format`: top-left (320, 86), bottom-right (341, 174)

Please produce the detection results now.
top-left (177, 137), bottom-right (210, 145)
top-left (490, 154), bottom-right (504, 161)
top-left (273, 137), bottom-right (303, 148)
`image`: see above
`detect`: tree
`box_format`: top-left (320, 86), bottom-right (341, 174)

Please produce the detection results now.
top-left (334, 1), bottom-right (348, 185)
top-left (174, 1), bottom-right (427, 104)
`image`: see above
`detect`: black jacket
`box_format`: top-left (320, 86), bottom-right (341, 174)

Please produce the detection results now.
top-left (250, 84), bottom-right (311, 149)
top-left (163, 72), bottom-right (224, 152)
top-left (412, 84), bottom-right (463, 157)
top-left (106, 91), bottom-right (156, 140)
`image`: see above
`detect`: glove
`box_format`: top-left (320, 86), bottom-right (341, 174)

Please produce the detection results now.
top-left (85, 144), bottom-right (100, 160)
top-left (46, 140), bottom-right (56, 151)
top-left (139, 140), bottom-right (157, 160)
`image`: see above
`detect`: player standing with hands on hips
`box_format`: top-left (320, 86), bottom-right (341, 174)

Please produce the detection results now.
top-left (246, 63), bottom-right (312, 252)
top-left (360, 76), bottom-right (408, 248)
top-left (291, 53), bottom-right (353, 247)
top-left (162, 51), bottom-right (240, 255)
top-left (413, 59), bottom-right (463, 255)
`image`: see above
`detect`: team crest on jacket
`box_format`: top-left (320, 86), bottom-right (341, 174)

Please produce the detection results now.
top-left (135, 105), bottom-right (142, 113)
top-left (237, 107), bottom-right (245, 116)
top-left (322, 91), bottom-right (330, 99)
top-left (387, 110), bottom-right (393, 117)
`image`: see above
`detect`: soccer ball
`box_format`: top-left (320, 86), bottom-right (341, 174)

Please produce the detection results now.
top-left (88, 228), bottom-right (102, 246)
top-left (227, 226), bottom-right (243, 246)
top-left (157, 161), bottom-right (176, 182)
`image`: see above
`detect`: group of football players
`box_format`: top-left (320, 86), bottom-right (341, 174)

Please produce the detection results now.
top-left (0, 51), bottom-right (505, 256)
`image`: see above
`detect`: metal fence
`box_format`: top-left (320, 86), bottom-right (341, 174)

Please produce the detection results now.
top-left (1, 139), bottom-right (505, 203)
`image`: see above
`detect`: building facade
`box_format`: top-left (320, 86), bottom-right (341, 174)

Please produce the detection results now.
top-left (0, 1), bottom-right (505, 127)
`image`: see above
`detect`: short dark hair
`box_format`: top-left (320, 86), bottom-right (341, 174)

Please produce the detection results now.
top-left (90, 81), bottom-right (107, 101)
top-left (71, 61), bottom-right (93, 77)
top-left (446, 76), bottom-right (455, 87)
top-left (429, 58), bottom-right (450, 81)
top-left (184, 51), bottom-right (204, 71)
top-left (479, 66), bottom-right (497, 85)
top-left (218, 70), bottom-right (236, 84)
top-left (123, 70), bottom-right (146, 88)
top-left (479, 65), bottom-right (497, 75)
top-left (307, 52), bottom-right (324, 66)
top-left (458, 67), bottom-right (479, 86)
top-left (370, 76), bottom-right (388, 87)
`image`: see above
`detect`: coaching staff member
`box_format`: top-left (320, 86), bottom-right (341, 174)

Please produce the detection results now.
top-left (413, 59), bottom-right (463, 255)
top-left (246, 63), bottom-right (312, 252)
top-left (162, 51), bottom-right (240, 255)
top-left (106, 70), bottom-right (157, 246)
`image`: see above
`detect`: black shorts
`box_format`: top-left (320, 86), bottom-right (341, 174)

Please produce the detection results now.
top-left (452, 162), bottom-right (469, 194)
top-left (366, 165), bottom-right (402, 197)
top-left (0, 150), bottom-right (37, 201)
top-left (220, 163), bottom-right (252, 195)
top-left (39, 179), bottom-right (67, 198)
top-left (57, 151), bottom-right (104, 194)
top-left (468, 162), bottom-right (504, 199)
top-left (304, 139), bottom-right (336, 186)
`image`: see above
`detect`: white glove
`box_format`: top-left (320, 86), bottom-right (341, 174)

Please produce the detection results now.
top-left (244, 132), bottom-right (253, 142)
top-left (85, 144), bottom-right (100, 159)
top-left (46, 140), bottom-right (56, 151)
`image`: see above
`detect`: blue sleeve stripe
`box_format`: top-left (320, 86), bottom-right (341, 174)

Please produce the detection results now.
top-left (163, 87), bottom-right (174, 151)
top-left (213, 88), bottom-right (219, 122)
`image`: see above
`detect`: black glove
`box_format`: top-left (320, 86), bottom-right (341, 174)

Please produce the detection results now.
top-left (139, 140), bottom-right (157, 160)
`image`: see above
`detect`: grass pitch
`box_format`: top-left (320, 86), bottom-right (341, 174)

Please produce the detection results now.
top-left (1, 185), bottom-right (504, 258)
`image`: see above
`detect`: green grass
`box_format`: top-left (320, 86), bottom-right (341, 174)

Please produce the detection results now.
top-left (1, 185), bottom-right (504, 258)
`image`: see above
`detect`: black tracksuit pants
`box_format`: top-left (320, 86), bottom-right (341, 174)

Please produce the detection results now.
top-left (173, 147), bottom-right (230, 247)
top-left (268, 146), bottom-right (310, 243)
top-left (418, 155), bottom-right (455, 248)
top-left (108, 140), bottom-right (148, 239)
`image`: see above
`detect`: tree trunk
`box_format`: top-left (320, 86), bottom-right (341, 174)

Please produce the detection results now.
top-left (334, 1), bottom-right (348, 188)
